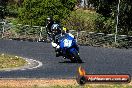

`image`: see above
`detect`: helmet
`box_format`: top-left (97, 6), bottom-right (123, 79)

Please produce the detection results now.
top-left (63, 27), bottom-right (67, 32)
top-left (51, 24), bottom-right (60, 34)
top-left (52, 24), bottom-right (60, 30)
top-left (62, 27), bottom-right (69, 34)
top-left (61, 27), bottom-right (66, 35)
top-left (47, 17), bottom-right (52, 21)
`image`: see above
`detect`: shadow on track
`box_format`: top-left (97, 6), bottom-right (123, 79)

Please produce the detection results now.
top-left (59, 60), bottom-right (85, 64)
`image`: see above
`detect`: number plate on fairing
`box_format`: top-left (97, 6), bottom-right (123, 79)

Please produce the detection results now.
top-left (63, 39), bottom-right (72, 47)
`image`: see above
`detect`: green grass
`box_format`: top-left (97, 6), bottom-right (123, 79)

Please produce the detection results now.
top-left (0, 53), bottom-right (27, 69)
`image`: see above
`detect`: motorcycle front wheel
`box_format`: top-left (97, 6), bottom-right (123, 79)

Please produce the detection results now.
top-left (70, 51), bottom-right (82, 63)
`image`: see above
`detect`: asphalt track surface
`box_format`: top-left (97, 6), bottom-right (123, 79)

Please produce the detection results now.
top-left (0, 39), bottom-right (132, 79)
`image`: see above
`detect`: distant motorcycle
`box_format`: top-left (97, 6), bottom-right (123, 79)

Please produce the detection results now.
top-left (57, 34), bottom-right (82, 63)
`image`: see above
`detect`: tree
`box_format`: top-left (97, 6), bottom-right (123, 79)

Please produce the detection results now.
top-left (0, 0), bottom-right (8, 19)
top-left (18, 0), bottom-right (76, 26)
top-left (88, 0), bottom-right (132, 35)
top-left (118, 0), bottom-right (132, 35)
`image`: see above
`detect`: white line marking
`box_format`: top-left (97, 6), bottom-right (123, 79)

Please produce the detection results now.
top-left (0, 57), bottom-right (43, 71)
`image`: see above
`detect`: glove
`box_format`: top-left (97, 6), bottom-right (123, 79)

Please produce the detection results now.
top-left (56, 45), bottom-right (60, 49)
top-left (48, 32), bottom-right (51, 35)
top-left (51, 42), bottom-right (57, 48)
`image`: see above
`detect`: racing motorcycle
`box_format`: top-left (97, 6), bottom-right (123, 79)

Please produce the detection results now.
top-left (53, 33), bottom-right (83, 63)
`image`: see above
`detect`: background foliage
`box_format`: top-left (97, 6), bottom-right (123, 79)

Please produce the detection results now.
top-left (61, 9), bottom-right (98, 32)
top-left (1, 0), bottom-right (132, 36)
top-left (18, 0), bottom-right (76, 26)
top-left (88, 0), bottom-right (132, 35)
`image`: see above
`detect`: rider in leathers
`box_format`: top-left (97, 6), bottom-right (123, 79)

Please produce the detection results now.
top-left (45, 17), bottom-right (54, 40)
top-left (51, 27), bottom-right (79, 57)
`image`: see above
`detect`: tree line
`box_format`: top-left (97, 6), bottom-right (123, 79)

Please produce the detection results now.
top-left (89, 0), bottom-right (132, 35)
top-left (1, 0), bottom-right (132, 35)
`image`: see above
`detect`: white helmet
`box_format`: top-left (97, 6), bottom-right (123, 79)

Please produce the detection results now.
top-left (51, 24), bottom-right (60, 30)
top-left (51, 24), bottom-right (61, 34)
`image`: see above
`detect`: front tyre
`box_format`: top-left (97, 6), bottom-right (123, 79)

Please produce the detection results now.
top-left (70, 51), bottom-right (82, 63)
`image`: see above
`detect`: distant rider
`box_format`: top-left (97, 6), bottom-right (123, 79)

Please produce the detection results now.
top-left (45, 17), bottom-right (54, 38)
top-left (51, 23), bottom-right (62, 43)
top-left (46, 17), bottom-right (62, 42)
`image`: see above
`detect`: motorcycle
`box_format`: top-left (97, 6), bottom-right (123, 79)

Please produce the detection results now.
top-left (56, 33), bottom-right (83, 63)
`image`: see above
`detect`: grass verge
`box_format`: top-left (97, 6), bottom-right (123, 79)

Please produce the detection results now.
top-left (0, 53), bottom-right (27, 69)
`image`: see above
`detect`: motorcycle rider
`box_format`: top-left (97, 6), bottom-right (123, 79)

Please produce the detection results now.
top-left (46, 16), bottom-right (62, 42)
top-left (52, 27), bottom-right (79, 57)
top-left (45, 17), bottom-right (54, 39)
top-left (62, 27), bottom-right (79, 52)
top-left (51, 23), bottom-right (62, 43)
